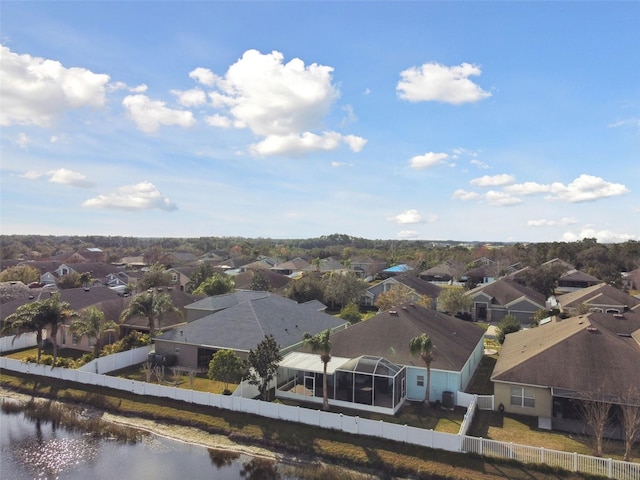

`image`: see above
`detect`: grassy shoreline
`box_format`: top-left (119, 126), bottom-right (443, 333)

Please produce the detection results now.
top-left (0, 370), bottom-right (603, 480)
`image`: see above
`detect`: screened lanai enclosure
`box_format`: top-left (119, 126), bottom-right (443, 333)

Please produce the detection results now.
top-left (276, 353), bottom-right (407, 415)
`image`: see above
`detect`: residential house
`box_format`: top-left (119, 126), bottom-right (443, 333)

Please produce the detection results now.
top-left (231, 270), bottom-right (291, 294)
top-left (64, 248), bottom-right (107, 263)
top-left (303, 257), bottom-right (347, 274)
top-left (350, 256), bottom-right (387, 280)
top-left (621, 267), bottom-right (640, 292)
top-left (556, 269), bottom-right (601, 293)
top-left (153, 292), bottom-right (348, 371)
top-left (158, 251), bottom-right (199, 267)
top-left (270, 257), bottom-right (311, 276)
top-left (167, 266), bottom-right (199, 292)
top-left (491, 311), bottom-right (640, 436)
top-left (1, 286), bottom-right (126, 353)
top-left (418, 261), bottom-right (464, 285)
top-left (277, 303), bottom-right (485, 414)
top-left (556, 282), bottom-right (640, 316)
top-left (466, 277), bottom-right (547, 324)
top-left (378, 264), bottom-right (413, 279)
top-left (361, 274), bottom-right (441, 309)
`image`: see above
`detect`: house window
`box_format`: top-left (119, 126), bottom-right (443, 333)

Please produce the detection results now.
top-left (174, 346), bottom-right (180, 355)
top-left (417, 375), bottom-right (424, 387)
top-left (510, 387), bottom-right (535, 408)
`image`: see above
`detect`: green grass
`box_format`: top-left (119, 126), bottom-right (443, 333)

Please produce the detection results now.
top-left (468, 410), bottom-right (639, 462)
top-left (0, 370), bottom-right (602, 480)
top-left (110, 364), bottom-right (231, 394)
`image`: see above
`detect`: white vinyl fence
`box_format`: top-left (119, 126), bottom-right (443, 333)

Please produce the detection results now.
top-left (0, 332), bottom-right (38, 353)
top-left (0, 351), bottom-right (638, 479)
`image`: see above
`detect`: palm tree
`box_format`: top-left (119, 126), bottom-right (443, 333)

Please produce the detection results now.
top-left (70, 307), bottom-right (119, 356)
top-left (409, 333), bottom-right (434, 406)
top-left (303, 329), bottom-right (332, 411)
top-left (120, 291), bottom-right (181, 335)
top-left (39, 293), bottom-right (78, 366)
top-left (3, 303), bottom-right (47, 363)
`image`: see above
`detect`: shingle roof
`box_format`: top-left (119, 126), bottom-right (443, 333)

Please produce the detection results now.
top-left (389, 274), bottom-right (442, 298)
top-left (318, 303), bottom-right (485, 372)
top-left (158, 293), bottom-right (347, 352)
top-left (492, 312), bottom-right (640, 399)
top-left (1, 286), bottom-right (124, 322)
top-left (467, 278), bottom-right (546, 307)
top-left (557, 283), bottom-right (640, 311)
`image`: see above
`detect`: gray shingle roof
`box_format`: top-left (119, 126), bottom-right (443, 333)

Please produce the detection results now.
top-left (158, 293), bottom-right (347, 352)
top-left (557, 283), bottom-right (640, 311)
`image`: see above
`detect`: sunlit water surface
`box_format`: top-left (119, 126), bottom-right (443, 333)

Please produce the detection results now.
top-left (0, 409), bottom-right (297, 479)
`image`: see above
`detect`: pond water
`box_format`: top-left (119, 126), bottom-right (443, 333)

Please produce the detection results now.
top-left (0, 408), bottom-right (298, 479)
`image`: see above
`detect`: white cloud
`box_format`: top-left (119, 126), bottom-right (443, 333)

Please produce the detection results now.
top-left (452, 189), bottom-right (481, 201)
top-left (471, 174), bottom-right (515, 187)
top-left (250, 131), bottom-right (365, 157)
top-left (485, 190), bottom-right (522, 206)
top-left (205, 114), bottom-right (232, 128)
top-left (108, 81), bottom-right (148, 93)
top-left (48, 168), bottom-right (95, 188)
top-left (389, 209), bottom-right (423, 225)
top-left (20, 168), bottom-right (95, 187)
top-left (608, 118), bottom-right (640, 130)
top-left (193, 49), bottom-right (365, 157)
top-left (189, 67), bottom-right (219, 87)
top-left (527, 217), bottom-right (576, 227)
top-left (397, 62), bottom-right (491, 104)
top-left (122, 94), bottom-right (196, 133)
top-left (470, 159), bottom-right (489, 169)
top-left (397, 230), bottom-right (419, 239)
top-left (21, 171), bottom-right (43, 180)
top-left (546, 174), bottom-right (629, 203)
top-left (207, 50), bottom-right (339, 137)
top-left (82, 181), bottom-right (177, 211)
top-left (561, 228), bottom-right (637, 243)
top-left (0, 45), bottom-right (110, 127)
top-left (409, 152), bottom-right (449, 169)
top-left (506, 175), bottom-right (629, 202)
top-left (331, 161), bottom-right (353, 168)
top-left (14, 133), bottom-right (31, 149)
top-left (342, 134), bottom-right (367, 152)
top-left (171, 88), bottom-right (207, 107)
top-left (504, 181), bottom-right (552, 195)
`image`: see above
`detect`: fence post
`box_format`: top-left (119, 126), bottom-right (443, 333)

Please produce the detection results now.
top-left (510, 442), bottom-right (514, 459)
top-left (607, 458), bottom-right (612, 479)
top-left (573, 452), bottom-right (578, 472)
top-left (540, 446), bottom-right (545, 464)
top-left (479, 437), bottom-right (483, 456)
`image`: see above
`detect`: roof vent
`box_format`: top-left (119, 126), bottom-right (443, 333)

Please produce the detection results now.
top-left (613, 313), bottom-right (624, 319)
top-left (586, 327), bottom-right (598, 333)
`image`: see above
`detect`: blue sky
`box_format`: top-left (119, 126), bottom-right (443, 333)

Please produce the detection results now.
top-left (1, 1), bottom-right (638, 243)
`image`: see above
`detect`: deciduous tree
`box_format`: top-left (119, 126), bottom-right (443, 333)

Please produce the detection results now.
top-left (246, 335), bottom-right (282, 401)
top-left (193, 272), bottom-right (234, 296)
top-left (208, 349), bottom-right (246, 394)
top-left (496, 314), bottom-right (521, 344)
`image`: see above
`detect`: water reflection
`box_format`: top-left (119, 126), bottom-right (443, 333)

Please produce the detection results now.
top-left (240, 457), bottom-right (281, 480)
top-left (209, 448), bottom-right (240, 468)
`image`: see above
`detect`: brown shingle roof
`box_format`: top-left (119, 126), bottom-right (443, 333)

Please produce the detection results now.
top-left (492, 312), bottom-right (640, 399)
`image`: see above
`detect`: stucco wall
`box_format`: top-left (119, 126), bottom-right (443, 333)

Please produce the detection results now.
top-left (494, 382), bottom-right (552, 418)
